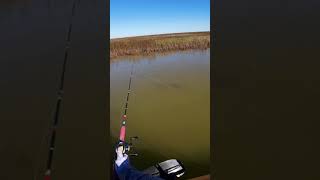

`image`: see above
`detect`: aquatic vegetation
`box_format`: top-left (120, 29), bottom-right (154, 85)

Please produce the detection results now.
top-left (110, 32), bottom-right (210, 59)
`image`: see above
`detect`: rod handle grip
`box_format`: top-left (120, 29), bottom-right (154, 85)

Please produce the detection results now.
top-left (119, 126), bottom-right (126, 141)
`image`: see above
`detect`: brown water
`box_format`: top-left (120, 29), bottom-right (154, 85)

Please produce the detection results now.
top-left (110, 49), bottom-right (210, 179)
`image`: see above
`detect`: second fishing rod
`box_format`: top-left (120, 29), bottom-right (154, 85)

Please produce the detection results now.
top-left (41, 1), bottom-right (78, 180)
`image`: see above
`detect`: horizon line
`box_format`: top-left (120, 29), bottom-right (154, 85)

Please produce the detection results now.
top-left (110, 31), bottom-right (210, 40)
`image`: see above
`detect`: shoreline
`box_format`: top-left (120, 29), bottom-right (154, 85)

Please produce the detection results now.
top-left (110, 31), bottom-right (210, 59)
top-left (110, 48), bottom-right (210, 62)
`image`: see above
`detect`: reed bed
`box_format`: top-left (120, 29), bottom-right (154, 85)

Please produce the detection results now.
top-left (110, 32), bottom-right (210, 59)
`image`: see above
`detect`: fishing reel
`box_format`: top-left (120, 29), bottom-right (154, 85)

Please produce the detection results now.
top-left (116, 136), bottom-right (139, 156)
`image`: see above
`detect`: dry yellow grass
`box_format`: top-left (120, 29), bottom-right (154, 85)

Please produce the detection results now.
top-left (110, 32), bottom-right (210, 59)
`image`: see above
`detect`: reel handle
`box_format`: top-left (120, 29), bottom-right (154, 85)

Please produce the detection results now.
top-left (117, 136), bottom-right (139, 155)
top-left (129, 153), bottom-right (138, 156)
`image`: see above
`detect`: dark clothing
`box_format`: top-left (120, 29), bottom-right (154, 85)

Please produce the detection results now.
top-left (115, 158), bottom-right (163, 180)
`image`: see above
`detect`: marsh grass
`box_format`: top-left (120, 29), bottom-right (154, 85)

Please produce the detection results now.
top-left (110, 32), bottom-right (210, 59)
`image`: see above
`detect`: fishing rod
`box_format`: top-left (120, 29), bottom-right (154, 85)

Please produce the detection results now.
top-left (117, 64), bottom-right (138, 155)
top-left (41, 1), bottom-right (77, 180)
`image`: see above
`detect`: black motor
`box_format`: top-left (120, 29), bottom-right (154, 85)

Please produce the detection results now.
top-left (143, 159), bottom-right (186, 179)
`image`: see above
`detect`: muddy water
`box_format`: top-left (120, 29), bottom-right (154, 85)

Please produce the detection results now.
top-left (110, 49), bottom-right (210, 178)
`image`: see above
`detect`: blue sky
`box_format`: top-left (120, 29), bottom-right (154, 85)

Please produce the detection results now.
top-left (110, 0), bottom-right (210, 39)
